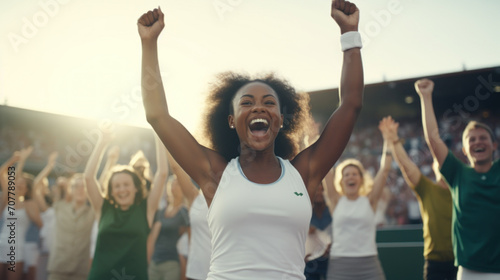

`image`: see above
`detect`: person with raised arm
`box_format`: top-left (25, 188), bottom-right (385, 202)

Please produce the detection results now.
top-left (84, 132), bottom-right (168, 280)
top-left (380, 116), bottom-right (456, 280)
top-left (166, 151), bottom-right (211, 280)
top-left (0, 147), bottom-right (42, 280)
top-left (89, 144), bottom-right (119, 267)
top-left (324, 119), bottom-right (391, 280)
top-left (33, 152), bottom-right (58, 212)
top-left (31, 150), bottom-right (94, 280)
top-left (29, 151), bottom-right (57, 280)
top-left (44, 173), bottom-right (94, 280)
top-left (138, 0), bottom-right (363, 278)
top-left (129, 150), bottom-right (153, 192)
top-left (25, 152), bottom-right (58, 280)
top-left (416, 78), bottom-right (500, 279)
top-left (147, 173), bottom-right (190, 280)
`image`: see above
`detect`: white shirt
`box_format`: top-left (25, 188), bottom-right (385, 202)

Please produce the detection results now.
top-left (207, 157), bottom-right (312, 280)
top-left (331, 196), bottom-right (378, 257)
top-left (186, 193), bottom-right (211, 279)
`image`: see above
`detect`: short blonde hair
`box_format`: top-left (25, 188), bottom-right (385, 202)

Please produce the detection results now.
top-left (334, 158), bottom-right (373, 196)
top-left (462, 121), bottom-right (496, 145)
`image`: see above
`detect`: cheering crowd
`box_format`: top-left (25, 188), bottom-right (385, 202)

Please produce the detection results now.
top-left (1, 1), bottom-right (499, 280)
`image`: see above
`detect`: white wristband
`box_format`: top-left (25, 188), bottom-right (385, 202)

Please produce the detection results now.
top-left (340, 31), bottom-right (362, 51)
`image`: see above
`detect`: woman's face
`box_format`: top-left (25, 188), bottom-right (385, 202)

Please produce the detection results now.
top-left (110, 173), bottom-right (138, 209)
top-left (229, 82), bottom-right (284, 152)
top-left (341, 165), bottom-right (362, 196)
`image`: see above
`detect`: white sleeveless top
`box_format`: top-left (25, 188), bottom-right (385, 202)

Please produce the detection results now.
top-left (331, 196), bottom-right (378, 257)
top-left (186, 193), bottom-right (212, 279)
top-left (207, 157), bottom-right (312, 280)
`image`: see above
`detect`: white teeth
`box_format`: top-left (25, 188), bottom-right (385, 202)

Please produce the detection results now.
top-left (250, 118), bottom-right (268, 125)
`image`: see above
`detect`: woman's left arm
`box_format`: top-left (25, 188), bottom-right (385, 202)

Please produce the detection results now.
top-left (147, 135), bottom-right (168, 228)
top-left (293, 0), bottom-right (363, 198)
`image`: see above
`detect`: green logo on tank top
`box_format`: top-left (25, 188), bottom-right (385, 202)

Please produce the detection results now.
top-left (294, 192), bottom-right (303, 196)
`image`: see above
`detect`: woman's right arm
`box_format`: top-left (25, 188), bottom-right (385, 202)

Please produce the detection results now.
top-left (138, 8), bottom-right (225, 204)
top-left (84, 133), bottom-right (110, 213)
top-left (323, 167), bottom-right (340, 213)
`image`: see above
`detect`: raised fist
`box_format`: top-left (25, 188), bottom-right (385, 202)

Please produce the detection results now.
top-left (137, 7), bottom-right (165, 42)
top-left (331, 0), bottom-right (359, 33)
top-left (414, 79), bottom-right (435, 98)
top-left (379, 116), bottom-right (399, 142)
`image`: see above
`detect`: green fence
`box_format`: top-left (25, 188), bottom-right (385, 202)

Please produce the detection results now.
top-left (376, 225), bottom-right (424, 280)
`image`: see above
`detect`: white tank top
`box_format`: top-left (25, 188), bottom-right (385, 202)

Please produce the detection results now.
top-left (207, 157), bottom-right (312, 280)
top-left (331, 196), bottom-right (378, 257)
top-left (186, 193), bottom-right (212, 279)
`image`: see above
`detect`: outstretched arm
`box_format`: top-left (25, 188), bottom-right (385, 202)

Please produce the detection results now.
top-left (382, 116), bottom-right (422, 188)
top-left (166, 150), bottom-right (199, 208)
top-left (84, 132), bottom-right (111, 214)
top-left (147, 136), bottom-right (169, 228)
top-left (322, 167), bottom-right (340, 213)
top-left (98, 145), bottom-right (120, 189)
top-left (293, 0), bottom-right (363, 197)
top-left (33, 152), bottom-right (58, 212)
top-left (415, 79), bottom-right (448, 166)
top-left (138, 8), bottom-right (225, 205)
top-left (16, 146), bottom-right (33, 177)
top-left (368, 118), bottom-right (392, 209)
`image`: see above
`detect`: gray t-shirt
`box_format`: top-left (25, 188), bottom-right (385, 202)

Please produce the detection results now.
top-left (152, 207), bottom-right (190, 263)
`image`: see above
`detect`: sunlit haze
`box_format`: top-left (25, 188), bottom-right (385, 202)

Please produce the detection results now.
top-left (1, 0), bottom-right (499, 132)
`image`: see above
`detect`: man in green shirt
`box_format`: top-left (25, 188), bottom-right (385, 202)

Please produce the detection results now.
top-left (416, 78), bottom-right (500, 279)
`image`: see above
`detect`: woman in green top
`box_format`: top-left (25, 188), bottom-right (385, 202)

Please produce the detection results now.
top-left (84, 132), bottom-right (168, 280)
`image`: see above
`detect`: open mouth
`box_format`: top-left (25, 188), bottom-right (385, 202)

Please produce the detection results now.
top-left (116, 194), bottom-right (131, 200)
top-left (473, 147), bottom-right (485, 153)
top-left (249, 118), bottom-right (269, 137)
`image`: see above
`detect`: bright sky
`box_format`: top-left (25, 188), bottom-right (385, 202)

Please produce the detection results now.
top-left (1, 0), bottom-right (500, 132)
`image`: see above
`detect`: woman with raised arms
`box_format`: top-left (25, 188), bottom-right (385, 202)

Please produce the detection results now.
top-left (138, 1), bottom-right (363, 279)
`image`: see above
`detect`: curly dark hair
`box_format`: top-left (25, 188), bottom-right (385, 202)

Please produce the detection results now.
top-left (201, 71), bottom-right (312, 161)
top-left (106, 165), bottom-right (146, 207)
